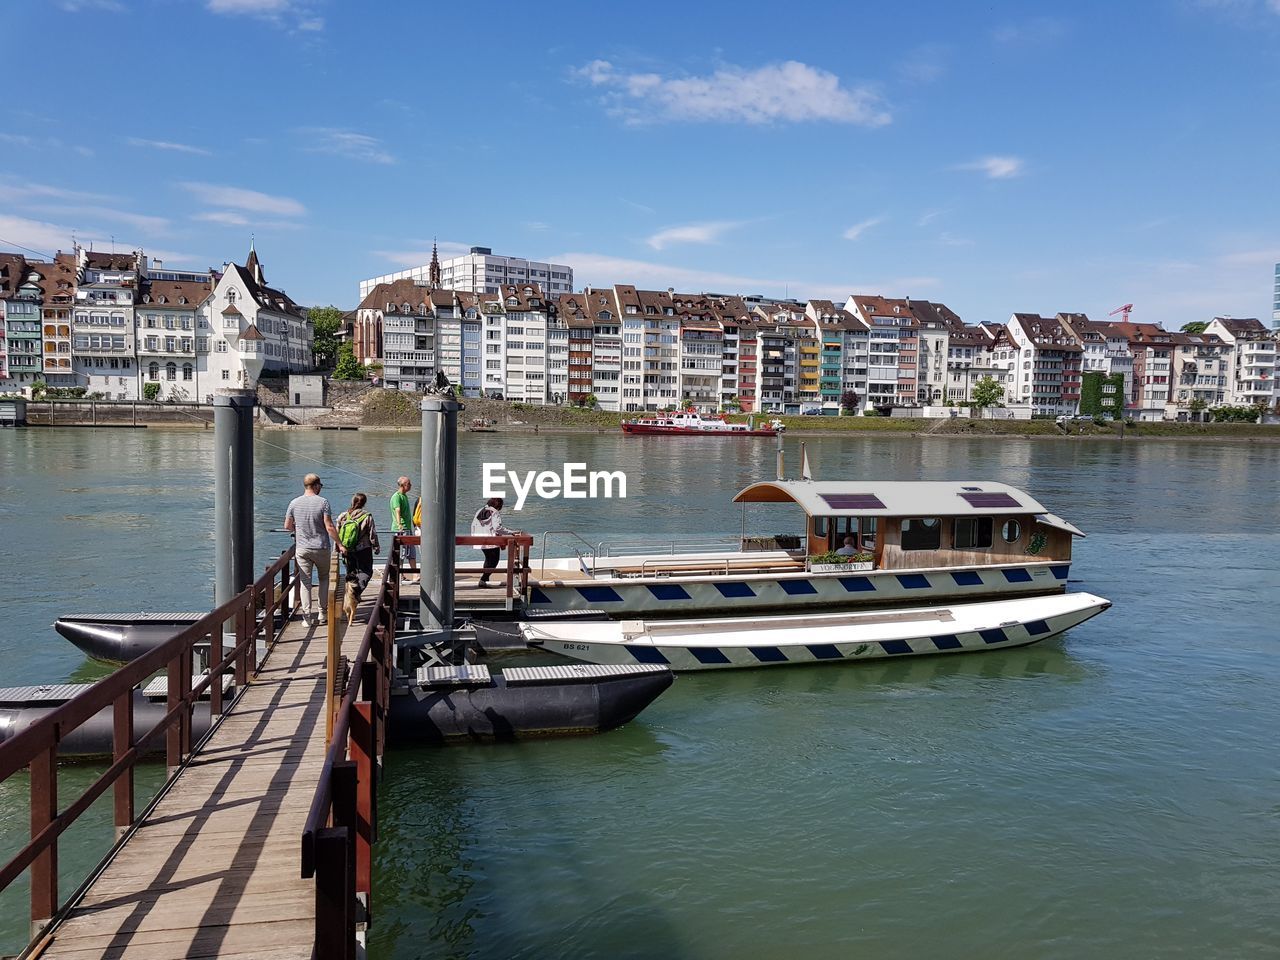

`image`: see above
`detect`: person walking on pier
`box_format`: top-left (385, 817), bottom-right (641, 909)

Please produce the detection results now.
top-left (284, 473), bottom-right (344, 627)
top-left (337, 492), bottom-right (380, 621)
top-left (471, 496), bottom-right (515, 588)
top-left (390, 476), bottom-right (417, 569)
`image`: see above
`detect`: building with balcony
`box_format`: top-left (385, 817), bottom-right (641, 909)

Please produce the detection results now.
top-left (1168, 333), bottom-right (1229, 418)
top-left (72, 249), bottom-right (141, 399)
top-left (36, 254), bottom-right (77, 388)
top-left (993, 313), bottom-right (1084, 416)
top-left (1205, 316), bottom-right (1277, 409)
top-left (0, 255), bottom-right (46, 389)
top-left (360, 245), bottom-right (573, 299)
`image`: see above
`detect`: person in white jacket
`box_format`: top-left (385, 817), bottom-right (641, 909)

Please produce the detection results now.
top-left (471, 497), bottom-right (515, 587)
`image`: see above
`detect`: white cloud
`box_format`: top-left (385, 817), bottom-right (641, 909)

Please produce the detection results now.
top-left (957, 155), bottom-right (1025, 179)
top-left (58, 0), bottom-right (125, 10)
top-left (127, 137), bottom-right (210, 156)
top-left (298, 128), bottom-right (396, 165)
top-left (842, 217), bottom-right (885, 241)
top-left (206, 0), bottom-right (290, 12)
top-left (205, 0), bottom-right (322, 31)
top-left (0, 177), bottom-right (116, 205)
top-left (577, 59), bottom-right (891, 126)
top-left (37, 205), bottom-right (169, 234)
top-left (194, 211), bottom-right (250, 227)
top-left (554, 250), bottom-right (939, 302)
top-left (1216, 247), bottom-right (1280, 267)
top-left (179, 182), bottom-right (306, 217)
top-left (647, 221), bottom-right (744, 251)
top-left (0, 215), bottom-right (74, 258)
top-left (992, 17), bottom-right (1069, 46)
top-left (917, 208), bottom-right (948, 226)
top-left (938, 232), bottom-right (973, 247)
top-left (373, 241), bottom-right (472, 268)
top-left (194, 210), bottom-right (304, 231)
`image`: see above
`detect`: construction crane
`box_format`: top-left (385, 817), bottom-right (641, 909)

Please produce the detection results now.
top-left (1108, 303), bottom-right (1133, 323)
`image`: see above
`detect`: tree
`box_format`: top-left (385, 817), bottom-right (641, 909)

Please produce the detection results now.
top-left (332, 342), bottom-right (367, 381)
top-left (839, 389), bottom-right (860, 414)
top-left (580, 393), bottom-right (599, 409)
top-left (143, 382), bottom-right (161, 402)
top-left (1187, 397), bottom-right (1207, 413)
top-left (970, 375), bottom-right (1004, 412)
top-left (309, 305), bottom-right (344, 370)
top-left (1180, 321), bottom-right (1208, 335)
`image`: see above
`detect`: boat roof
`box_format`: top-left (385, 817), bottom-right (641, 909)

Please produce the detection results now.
top-left (733, 480), bottom-right (1052, 518)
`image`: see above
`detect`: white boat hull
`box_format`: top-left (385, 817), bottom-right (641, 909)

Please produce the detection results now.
top-left (516, 560), bottom-right (1072, 616)
top-left (521, 593), bottom-right (1110, 671)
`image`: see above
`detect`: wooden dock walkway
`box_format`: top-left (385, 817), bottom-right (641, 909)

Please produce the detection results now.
top-left (37, 608), bottom-right (369, 960)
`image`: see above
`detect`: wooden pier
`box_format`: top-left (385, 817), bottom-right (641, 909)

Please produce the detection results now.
top-left (33, 613), bottom-right (366, 959)
top-left (0, 533), bottom-right (534, 960)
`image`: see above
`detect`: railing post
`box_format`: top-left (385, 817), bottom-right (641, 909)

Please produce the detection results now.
top-left (235, 594), bottom-right (250, 688)
top-left (330, 761), bottom-right (360, 957)
top-left (351, 702), bottom-right (375, 904)
top-left (326, 550), bottom-right (341, 746)
top-left (314, 826), bottom-right (355, 960)
top-left (113, 693), bottom-right (134, 834)
top-left (209, 624), bottom-right (223, 716)
top-left (29, 739), bottom-right (58, 935)
top-left (180, 644), bottom-right (193, 758)
top-left (166, 655), bottom-right (182, 771)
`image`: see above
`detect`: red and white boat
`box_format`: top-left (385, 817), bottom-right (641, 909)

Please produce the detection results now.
top-left (620, 411), bottom-right (784, 436)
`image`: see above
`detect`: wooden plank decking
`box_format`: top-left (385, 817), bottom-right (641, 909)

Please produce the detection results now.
top-left (38, 600), bottom-right (370, 960)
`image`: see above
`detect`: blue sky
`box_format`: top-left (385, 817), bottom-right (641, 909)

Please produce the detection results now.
top-left (2, 0), bottom-right (1279, 327)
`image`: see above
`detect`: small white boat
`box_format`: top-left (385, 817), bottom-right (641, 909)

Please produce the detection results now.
top-left (520, 592), bottom-right (1110, 671)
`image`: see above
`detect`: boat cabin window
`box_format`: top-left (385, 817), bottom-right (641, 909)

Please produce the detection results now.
top-left (900, 517), bottom-right (941, 551)
top-left (817, 516), bottom-right (877, 549)
top-left (1001, 519), bottom-right (1022, 543)
top-left (953, 517), bottom-right (993, 549)
top-left (815, 517), bottom-right (830, 537)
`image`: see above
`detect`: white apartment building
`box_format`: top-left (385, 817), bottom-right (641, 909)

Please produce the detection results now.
top-left (136, 278), bottom-right (212, 401)
top-left (1205, 316), bottom-right (1277, 407)
top-left (497, 284), bottom-right (550, 404)
top-left (360, 246), bottom-right (573, 299)
top-left (73, 249), bottom-right (141, 399)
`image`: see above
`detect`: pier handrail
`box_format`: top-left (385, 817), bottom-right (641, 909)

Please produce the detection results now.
top-left (301, 539), bottom-right (400, 957)
top-left (399, 533), bottom-right (534, 599)
top-left (0, 545), bottom-right (300, 934)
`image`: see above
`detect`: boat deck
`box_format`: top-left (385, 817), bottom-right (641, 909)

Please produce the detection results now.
top-left (36, 595), bottom-right (372, 959)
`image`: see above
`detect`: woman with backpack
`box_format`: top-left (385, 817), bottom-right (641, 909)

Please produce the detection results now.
top-left (336, 493), bottom-right (380, 614)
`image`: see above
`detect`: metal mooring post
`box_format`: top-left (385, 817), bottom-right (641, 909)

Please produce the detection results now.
top-left (419, 395), bottom-right (460, 641)
top-left (214, 390), bottom-right (257, 646)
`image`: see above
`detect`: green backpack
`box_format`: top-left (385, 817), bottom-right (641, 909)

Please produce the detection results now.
top-left (337, 510), bottom-right (367, 551)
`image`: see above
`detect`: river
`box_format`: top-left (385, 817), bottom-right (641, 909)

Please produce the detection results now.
top-left (1, 427), bottom-right (1277, 958)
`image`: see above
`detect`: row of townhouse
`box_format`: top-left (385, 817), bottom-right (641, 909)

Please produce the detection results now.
top-left (350, 277), bottom-right (1279, 417)
top-left (0, 246), bottom-right (312, 400)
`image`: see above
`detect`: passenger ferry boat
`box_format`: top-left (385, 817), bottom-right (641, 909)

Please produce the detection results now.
top-left (621, 411), bottom-right (784, 436)
top-left (499, 480), bottom-right (1090, 618)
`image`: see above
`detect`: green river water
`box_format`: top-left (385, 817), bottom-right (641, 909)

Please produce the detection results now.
top-left (0, 428), bottom-right (1277, 958)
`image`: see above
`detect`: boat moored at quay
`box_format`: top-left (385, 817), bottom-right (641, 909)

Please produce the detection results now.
top-left (620, 411), bottom-right (785, 436)
top-left (500, 480), bottom-right (1088, 619)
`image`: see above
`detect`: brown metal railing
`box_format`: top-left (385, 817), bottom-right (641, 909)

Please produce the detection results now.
top-left (400, 533), bottom-right (533, 602)
top-left (301, 539), bottom-right (399, 959)
top-left (0, 546), bottom-right (301, 934)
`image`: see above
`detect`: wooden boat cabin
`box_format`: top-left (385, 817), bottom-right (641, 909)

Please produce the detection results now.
top-left (732, 480), bottom-right (1082, 570)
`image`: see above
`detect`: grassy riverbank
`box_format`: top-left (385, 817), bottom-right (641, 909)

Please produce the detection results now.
top-left (354, 393), bottom-right (1280, 441)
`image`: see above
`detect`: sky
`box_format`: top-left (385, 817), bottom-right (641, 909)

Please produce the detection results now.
top-left (2, 0), bottom-right (1279, 328)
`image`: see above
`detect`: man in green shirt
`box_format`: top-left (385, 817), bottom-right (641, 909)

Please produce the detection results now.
top-left (390, 476), bottom-right (417, 565)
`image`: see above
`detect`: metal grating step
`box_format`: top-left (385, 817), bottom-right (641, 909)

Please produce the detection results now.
top-left (142, 674), bottom-right (234, 700)
top-left (59, 612), bottom-right (205, 623)
top-left (0, 683), bottom-right (94, 705)
top-left (416, 663), bottom-right (493, 688)
top-left (502, 663), bottom-right (671, 686)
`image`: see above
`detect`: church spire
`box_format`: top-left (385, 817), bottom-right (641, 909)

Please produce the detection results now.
top-left (428, 238), bottom-right (441, 289)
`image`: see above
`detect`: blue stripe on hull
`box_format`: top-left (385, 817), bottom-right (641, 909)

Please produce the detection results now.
top-left (691, 646), bottom-right (732, 665)
top-left (530, 564), bottom-right (1058, 614)
top-left (625, 645), bottom-right (670, 664)
top-left (647, 584), bottom-right (691, 601)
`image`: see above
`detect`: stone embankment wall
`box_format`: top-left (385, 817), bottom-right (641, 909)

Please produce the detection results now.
top-left (24, 400), bottom-right (214, 426)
